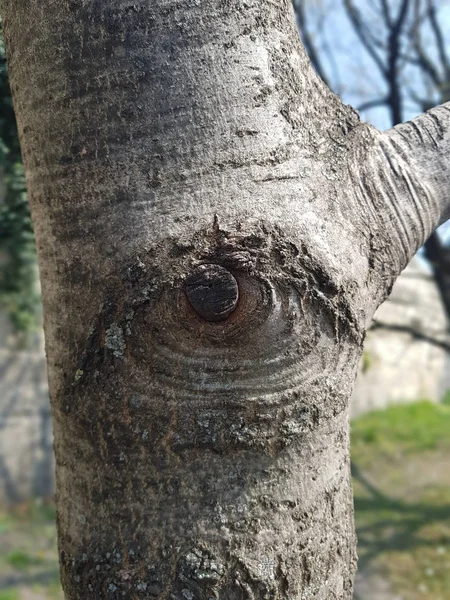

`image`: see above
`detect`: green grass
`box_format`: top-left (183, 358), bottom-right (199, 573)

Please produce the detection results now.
top-left (441, 389), bottom-right (450, 406)
top-left (0, 499), bottom-right (62, 599)
top-left (0, 591), bottom-right (19, 600)
top-left (0, 513), bottom-right (13, 535)
top-left (6, 550), bottom-right (44, 571)
top-left (0, 500), bottom-right (56, 527)
top-left (352, 399), bottom-right (450, 459)
top-left (352, 400), bottom-right (450, 600)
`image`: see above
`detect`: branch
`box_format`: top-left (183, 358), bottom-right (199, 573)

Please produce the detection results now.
top-left (343, 0), bottom-right (389, 78)
top-left (406, 86), bottom-right (438, 112)
top-left (385, 0), bottom-right (411, 125)
top-left (378, 103), bottom-right (450, 266)
top-left (413, 43), bottom-right (442, 88)
top-left (370, 319), bottom-right (450, 353)
top-left (426, 0), bottom-right (450, 77)
top-left (357, 97), bottom-right (389, 112)
top-left (380, 0), bottom-right (393, 28)
top-left (354, 104), bottom-right (450, 282)
top-left (393, 0), bottom-right (411, 32)
top-left (410, 0), bottom-right (443, 87)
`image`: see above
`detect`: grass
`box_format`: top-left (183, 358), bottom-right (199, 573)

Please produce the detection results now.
top-left (441, 389), bottom-right (450, 406)
top-left (352, 400), bottom-right (450, 600)
top-left (0, 499), bottom-right (61, 599)
top-left (6, 551), bottom-right (42, 571)
top-left (0, 591), bottom-right (19, 600)
top-left (352, 399), bottom-right (450, 458)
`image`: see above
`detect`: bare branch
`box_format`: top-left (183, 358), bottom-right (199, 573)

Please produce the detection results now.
top-left (406, 85), bottom-right (437, 112)
top-left (384, 0), bottom-right (412, 125)
top-left (381, 103), bottom-right (450, 260)
top-left (410, 47), bottom-right (442, 89)
top-left (410, 0), bottom-right (443, 87)
top-left (344, 0), bottom-right (411, 126)
top-left (393, 0), bottom-right (411, 31)
top-left (380, 0), bottom-right (393, 28)
top-left (343, 0), bottom-right (389, 78)
top-left (357, 97), bottom-right (389, 112)
top-left (370, 319), bottom-right (450, 352)
top-left (426, 0), bottom-right (450, 77)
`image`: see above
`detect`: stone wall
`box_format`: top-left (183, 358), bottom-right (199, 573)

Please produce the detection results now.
top-left (351, 259), bottom-right (450, 416)
top-left (0, 313), bottom-right (53, 504)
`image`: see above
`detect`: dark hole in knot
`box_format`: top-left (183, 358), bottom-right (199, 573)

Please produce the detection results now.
top-left (185, 264), bottom-right (239, 322)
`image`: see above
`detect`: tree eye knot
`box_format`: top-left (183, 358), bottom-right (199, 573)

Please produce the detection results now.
top-left (184, 264), bottom-right (239, 322)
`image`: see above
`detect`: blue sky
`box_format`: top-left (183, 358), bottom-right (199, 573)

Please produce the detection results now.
top-left (298, 0), bottom-right (450, 130)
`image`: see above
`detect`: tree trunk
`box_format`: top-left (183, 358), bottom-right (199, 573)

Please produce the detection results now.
top-left (2, 1), bottom-right (450, 598)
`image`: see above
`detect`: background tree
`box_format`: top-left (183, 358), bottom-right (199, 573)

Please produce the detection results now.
top-left (2, 1), bottom-right (450, 598)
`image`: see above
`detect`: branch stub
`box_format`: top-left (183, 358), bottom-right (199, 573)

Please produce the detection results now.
top-left (185, 265), bottom-right (239, 322)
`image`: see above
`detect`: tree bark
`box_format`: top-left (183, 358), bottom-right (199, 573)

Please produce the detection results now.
top-left (2, 1), bottom-right (450, 598)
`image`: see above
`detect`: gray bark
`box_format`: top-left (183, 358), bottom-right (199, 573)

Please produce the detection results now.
top-left (1, 1), bottom-right (449, 598)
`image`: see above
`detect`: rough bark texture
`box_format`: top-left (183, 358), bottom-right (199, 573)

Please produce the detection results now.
top-left (2, 1), bottom-right (450, 598)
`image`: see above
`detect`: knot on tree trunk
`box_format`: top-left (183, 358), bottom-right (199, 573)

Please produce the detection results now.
top-left (185, 264), bottom-right (239, 322)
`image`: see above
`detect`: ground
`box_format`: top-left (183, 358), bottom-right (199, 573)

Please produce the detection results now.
top-left (0, 400), bottom-right (449, 600)
top-left (0, 502), bottom-right (61, 600)
top-left (352, 400), bottom-right (450, 600)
